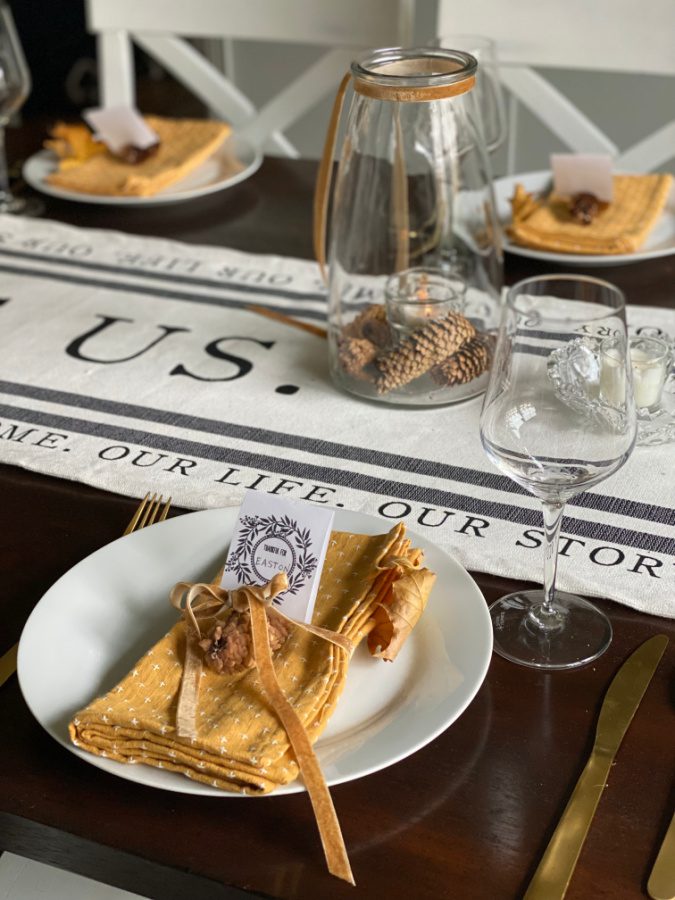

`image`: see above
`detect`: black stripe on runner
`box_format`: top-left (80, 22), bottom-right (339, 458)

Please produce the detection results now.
top-left (0, 379), bottom-right (671, 527)
top-left (0, 244), bottom-right (328, 302)
top-left (513, 342), bottom-right (552, 357)
top-left (516, 329), bottom-right (592, 342)
top-left (0, 402), bottom-right (673, 557)
top-left (0, 262), bottom-right (328, 322)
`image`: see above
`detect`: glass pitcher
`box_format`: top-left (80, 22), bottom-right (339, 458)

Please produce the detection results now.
top-left (315, 47), bottom-right (503, 406)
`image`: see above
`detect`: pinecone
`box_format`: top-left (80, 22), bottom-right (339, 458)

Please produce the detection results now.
top-left (198, 608), bottom-right (291, 675)
top-left (570, 192), bottom-right (607, 225)
top-left (344, 304), bottom-right (391, 347)
top-left (338, 336), bottom-right (378, 377)
top-left (431, 332), bottom-right (495, 386)
top-left (375, 312), bottom-right (476, 394)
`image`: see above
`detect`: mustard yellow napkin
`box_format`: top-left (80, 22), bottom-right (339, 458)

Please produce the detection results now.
top-left (69, 524), bottom-right (433, 794)
top-left (46, 116), bottom-right (231, 197)
top-left (508, 174), bottom-right (673, 255)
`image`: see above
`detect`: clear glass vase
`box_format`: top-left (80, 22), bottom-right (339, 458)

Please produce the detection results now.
top-left (317, 47), bottom-right (503, 407)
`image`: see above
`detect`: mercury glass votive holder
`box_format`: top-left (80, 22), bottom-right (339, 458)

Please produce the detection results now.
top-left (384, 267), bottom-right (466, 338)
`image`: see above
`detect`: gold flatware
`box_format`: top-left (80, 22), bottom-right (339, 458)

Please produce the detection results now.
top-left (0, 643), bottom-right (18, 687)
top-left (123, 491), bottom-right (172, 534)
top-left (0, 492), bottom-right (172, 690)
top-left (648, 808), bottom-right (675, 900)
top-left (524, 634), bottom-right (669, 900)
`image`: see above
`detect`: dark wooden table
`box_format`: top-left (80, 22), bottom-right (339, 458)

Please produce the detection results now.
top-left (1, 127), bottom-right (674, 900)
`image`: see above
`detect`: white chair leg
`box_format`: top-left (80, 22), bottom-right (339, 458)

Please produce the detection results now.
top-left (222, 38), bottom-right (236, 82)
top-left (98, 30), bottom-right (135, 108)
top-left (506, 93), bottom-right (519, 176)
top-left (397, 0), bottom-right (415, 44)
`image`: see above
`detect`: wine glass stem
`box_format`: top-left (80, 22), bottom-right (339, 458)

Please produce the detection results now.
top-left (530, 500), bottom-right (566, 631)
top-left (0, 125), bottom-right (12, 204)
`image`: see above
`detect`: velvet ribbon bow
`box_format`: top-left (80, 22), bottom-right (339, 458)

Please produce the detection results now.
top-left (170, 572), bottom-right (355, 885)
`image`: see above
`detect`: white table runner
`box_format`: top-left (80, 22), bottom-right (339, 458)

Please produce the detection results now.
top-left (1, 215), bottom-right (673, 616)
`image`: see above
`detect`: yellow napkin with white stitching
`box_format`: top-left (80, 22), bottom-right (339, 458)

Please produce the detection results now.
top-left (69, 524), bottom-right (434, 794)
top-left (46, 116), bottom-right (231, 198)
top-left (508, 173), bottom-right (672, 255)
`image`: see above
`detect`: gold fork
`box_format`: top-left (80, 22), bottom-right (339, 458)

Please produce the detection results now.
top-left (0, 492), bottom-right (172, 689)
top-left (123, 492), bottom-right (172, 534)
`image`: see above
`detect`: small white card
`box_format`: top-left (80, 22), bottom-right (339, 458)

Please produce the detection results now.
top-left (83, 105), bottom-right (158, 154)
top-left (551, 153), bottom-right (614, 202)
top-left (220, 491), bottom-right (335, 623)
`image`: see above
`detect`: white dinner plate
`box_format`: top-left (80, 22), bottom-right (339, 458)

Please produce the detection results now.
top-left (17, 506), bottom-right (492, 797)
top-left (494, 170), bottom-right (675, 267)
top-left (22, 133), bottom-right (262, 206)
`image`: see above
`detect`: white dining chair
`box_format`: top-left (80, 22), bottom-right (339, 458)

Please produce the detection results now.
top-left (437, 0), bottom-right (675, 173)
top-left (85, 0), bottom-right (416, 157)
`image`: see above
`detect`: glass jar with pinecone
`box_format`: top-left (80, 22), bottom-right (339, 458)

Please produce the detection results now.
top-left (316, 47), bottom-right (502, 406)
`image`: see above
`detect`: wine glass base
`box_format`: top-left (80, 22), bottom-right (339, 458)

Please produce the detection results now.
top-left (489, 590), bottom-right (612, 670)
top-left (0, 195), bottom-right (44, 216)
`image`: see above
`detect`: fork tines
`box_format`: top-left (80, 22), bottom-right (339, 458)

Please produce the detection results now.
top-left (124, 493), bottom-right (172, 535)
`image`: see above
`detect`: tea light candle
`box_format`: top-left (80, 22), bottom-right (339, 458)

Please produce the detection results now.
top-left (629, 336), bottom-right (670, 410)
top-left (385, 267), bottom-right (465, 335)
top-left (600, 335), bottom-right (670, 410)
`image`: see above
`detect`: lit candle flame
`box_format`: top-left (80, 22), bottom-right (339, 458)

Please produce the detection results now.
top-left (416, 275), bottom-right (434, 317)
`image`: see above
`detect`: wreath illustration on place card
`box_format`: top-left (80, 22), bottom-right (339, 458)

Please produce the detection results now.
top-left (224, 514), bottom-right (319, 597)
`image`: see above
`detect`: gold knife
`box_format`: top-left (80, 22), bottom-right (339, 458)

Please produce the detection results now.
top-left (648, 809), bottom-right (675, 900)
top-left (0, 642), bottom-right (18, 688)
top-left (524, 634), bottom-right (669, 900)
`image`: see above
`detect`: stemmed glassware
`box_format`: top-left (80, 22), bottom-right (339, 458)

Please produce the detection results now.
top-left (479, 275), bottom-right (637, 669)
top-left (0, 1), bottom-right (31, 213)
top-left (439, 34), bottom-right (507, 155)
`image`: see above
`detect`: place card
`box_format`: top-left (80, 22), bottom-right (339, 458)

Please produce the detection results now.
top-left (551, 153), bottom-right (614, 202)
top-left (220, 490), bottom-right (335, 623)
top-left (83, 105), bottom-right (158, 155)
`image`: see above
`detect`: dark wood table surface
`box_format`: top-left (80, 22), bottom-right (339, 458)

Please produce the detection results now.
top-left (1, 126), bottom-right (674, 900)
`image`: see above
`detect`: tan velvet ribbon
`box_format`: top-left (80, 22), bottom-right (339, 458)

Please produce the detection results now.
top-left (313, 71), bottom-right (476, 281)
top-left (392, 105), bottom-right (410, 274)
top-left (313, 72), bottom-right (351, 282)
top-left (169, 572), bottom-right (356, 885)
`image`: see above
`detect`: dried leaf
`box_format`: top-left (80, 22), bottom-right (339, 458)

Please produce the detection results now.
top-left (509, 182), bottom-right (541, 224)
top-left (367, 567), bottom-right (436, 661)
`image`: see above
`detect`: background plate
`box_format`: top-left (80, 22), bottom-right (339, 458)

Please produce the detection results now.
top-left (22, 133), bottom-right (262, 206)
top-left (18, 506), bottom-right (492, 797)
top-left (494, 170), bottom-right (675, 267)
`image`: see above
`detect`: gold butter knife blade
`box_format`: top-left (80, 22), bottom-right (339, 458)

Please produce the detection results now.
top-left (525, 634), bottom-right (669, 900)
top-left (0, 642), bottom-right (18, 688)
top-left (648, 809), bottom-right (675, 900)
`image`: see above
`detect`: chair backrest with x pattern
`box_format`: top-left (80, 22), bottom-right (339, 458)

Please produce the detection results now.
top-left (437, 0), bottom-right (675, 173)
top-left (86, 0), bottom-right (416, 157)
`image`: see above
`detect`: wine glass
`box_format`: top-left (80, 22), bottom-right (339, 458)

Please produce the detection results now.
top-left (0, 1), bottom-right (31, 213)
top-left (479, 275), bottom-right (637, 670)
top-left (440, 34), bottom-right (507, 154)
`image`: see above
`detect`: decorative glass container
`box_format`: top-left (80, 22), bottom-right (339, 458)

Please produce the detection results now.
top-left (628, 334), bottom-right (675, 445)
top-left (316, 47), bottom-right (503, 406)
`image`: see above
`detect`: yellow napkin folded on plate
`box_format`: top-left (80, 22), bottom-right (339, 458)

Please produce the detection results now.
top-left (69, 524), bottom-right (435, 795)
top-left (508, 173), bottom-right (673, 255)
top-left (46, 116), bottom-right (232, 198)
